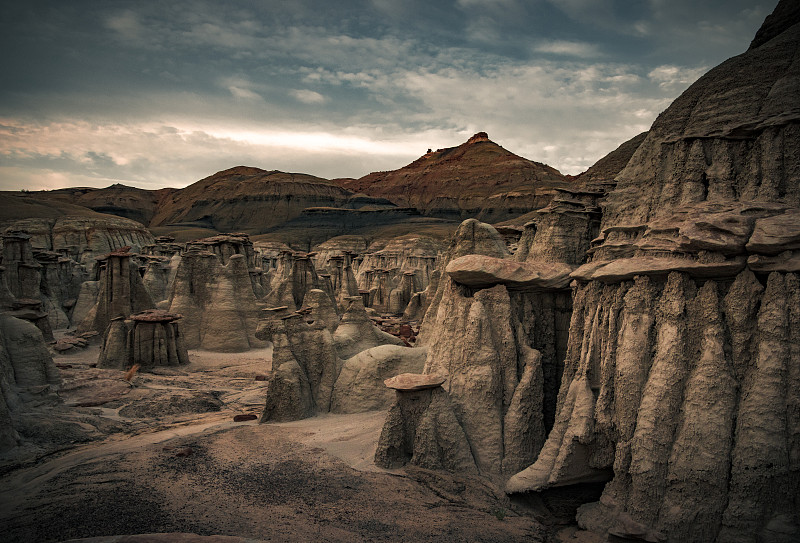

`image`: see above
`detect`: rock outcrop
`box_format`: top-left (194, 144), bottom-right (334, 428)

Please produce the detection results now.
top-left (374, 373), bottom-right (478, 474)
top-left (501, 4), bottom-right (800, 542)
top-left (97, 310), bottom-right (189, 370)
top-left (0, 315), bottom-right (61, 452)
top-left (166, 235), bottom-right (265, 352)
top-left (77, 248), bottom-right (154, 335)
top-left (332, 296), bottom-right (404, 360)
top-left (330, 345), bottom-right (427, 413)
top-left (5, 216), bottom-right (154, 274)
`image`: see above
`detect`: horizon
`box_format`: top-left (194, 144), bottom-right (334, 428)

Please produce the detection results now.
top-left (0, 0), bottom-right (777, 191)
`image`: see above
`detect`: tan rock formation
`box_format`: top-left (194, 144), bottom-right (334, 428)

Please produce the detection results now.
top-left (77, 248), bottom-right (154, 335)
top-left (332, 296), bottom-right (404, 359)
top-left (166, 238), bottom-right (265, 352)
top-left (5, 215), bottom-right (154, 274)
top-left (421, 280), bottom-right (547, 479)
top-left (374, 376), bottom-right (478, 474)
top-left (97, 310), bottom-right (189, 370)
top-left (330, 345), bottom-right (427, 413)
top-left (0, 315), bottom-right (61, 452)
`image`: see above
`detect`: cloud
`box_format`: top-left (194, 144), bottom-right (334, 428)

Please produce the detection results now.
top-left (533, 40), bottom-right (601, 57)
top-left (0, 0), bottom-right (776, 190)
top-left (105, 11), bottom-right (143, 40)
top-left (229, 86), bottom-right (262, 100)
top-left (290, 89), bottom-right (327, 104)
top-left (648, 65), bottom-right (707, 89)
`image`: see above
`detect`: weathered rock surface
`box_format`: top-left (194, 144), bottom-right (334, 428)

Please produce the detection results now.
top-left (374, 382), bottom-right (478, 474)
top-left (330, 346), bottom-right (427, 413)
top-left (572, 132), bottom-right (647, 191)
top-left (422, 280), bottom-right (547, 479)
top-left (167, 236), bottom-right (265, 352)
top-left (446, 254), bottom-right (573, 291)
top-left (332, 296), bottom-right (404, 360)
top-left (97, 310), bottom-right (190, 370)
top-left (77, 249), bottom-right (154, 335)
top-left (0, 315), bottom-right (61, 452)
top-left (417, 218), bottom-right (510, 342)
top-left (5, 215), bottom-right (154, 274)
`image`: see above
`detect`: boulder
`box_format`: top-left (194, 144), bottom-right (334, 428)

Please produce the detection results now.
top-left (330, 345), bottom-right (427, 413)
top-left (332, 296), bottom-right (404, 359)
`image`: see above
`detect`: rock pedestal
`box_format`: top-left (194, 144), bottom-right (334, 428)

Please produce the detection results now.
top-left (1, 232), bottom-right (42, 300)
top-left (374, 373), bottom-right (477, 474)
top-left (78, 248), bottom-right (154, 334)
top-left (98, 310), bottom-right (189, 370)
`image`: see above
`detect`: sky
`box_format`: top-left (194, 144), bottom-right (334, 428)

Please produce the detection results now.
top-left (0, 0), bottom-right (777, 191)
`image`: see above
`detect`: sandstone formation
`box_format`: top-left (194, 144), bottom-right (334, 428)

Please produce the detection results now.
top-left (0, 314), bottom-right (61, 452)
top-left (572, 131), bottom-right (647, 191)
top-left (332, 296), bottom-right (404, 360)
top-left (77, 248), bottom-right (155, 335)
top-left (374, 373), bottom-right (478, 474)
top-left (1, 231), bottom-right (85, 333)
top-left (417, 218), bottom-right (510, 344)
top-left (5, 215), bottom-right (154, 274)
top-left (98, 310), bottom-right (189, 370)
top-left (336, 132), bottom-right (569, 222)
top-left (329, 345), bottom-right (427, 413)
top-left (256, 307), bottom-right (340, 421)
top-left (166, 234), bottom-right (265, 352)
top-left (500, 5), bottom-right (800, 542)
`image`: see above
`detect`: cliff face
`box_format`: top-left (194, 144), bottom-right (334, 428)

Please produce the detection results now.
top-left (336, 133), bottom-right (569, 222)
top-left (150, 166), bottom-right (354, 233)
top-left (396, 3), bottom-right (800, 542)
top-left (506, 4), bottom-right (800, 542)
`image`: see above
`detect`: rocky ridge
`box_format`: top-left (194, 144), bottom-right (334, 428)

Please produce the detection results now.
top-left (336, 132), bottom-right (569, 222)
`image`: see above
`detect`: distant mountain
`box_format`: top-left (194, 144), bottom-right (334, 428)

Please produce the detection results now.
top-left (148, 166), bottom-right (354, 233)
top-left (334, 132), bottom-right (570, 223)
top-left (28, 183), bottom-right (175, 225)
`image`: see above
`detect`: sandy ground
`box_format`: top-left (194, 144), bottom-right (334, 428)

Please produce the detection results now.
top-left (0, 344), bottom-right (555, 542)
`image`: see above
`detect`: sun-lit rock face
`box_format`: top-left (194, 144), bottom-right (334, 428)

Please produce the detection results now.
top-left (335, 133), bottom-right (570, 222)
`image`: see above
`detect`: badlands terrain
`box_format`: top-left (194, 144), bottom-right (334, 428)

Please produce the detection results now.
top-left (2, 1), bottom-right (800, 542)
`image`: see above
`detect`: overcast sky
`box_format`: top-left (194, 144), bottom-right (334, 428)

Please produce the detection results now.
top-left (0, 0), bottom-right (776, 191)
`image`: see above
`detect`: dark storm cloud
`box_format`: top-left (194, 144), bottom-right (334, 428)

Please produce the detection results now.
top-left (0, 0), bottom-right (777, 190)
